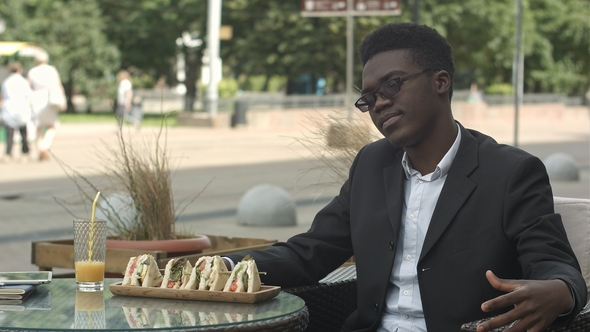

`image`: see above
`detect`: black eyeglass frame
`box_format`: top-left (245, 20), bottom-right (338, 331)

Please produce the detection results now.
top-left (354, 68), bottom-right (436, 112)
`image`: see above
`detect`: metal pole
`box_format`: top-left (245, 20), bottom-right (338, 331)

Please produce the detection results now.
top-left (413, 0), bottom-right (420, 24)
top-left (346, 0), bottom-right (354, 121)
top-left (513, 0), bottom-right (523, 148)
top-left (206, 0), bottom-right (221, 116)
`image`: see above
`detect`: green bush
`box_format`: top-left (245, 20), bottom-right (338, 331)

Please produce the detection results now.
top-left (237, 75), bottom-right (287, 92)
top-left (218, 78), bottom-right (239, 98)
top-left (485, 83), bottom-right (513, 95)
top-left (199, 78), bottom-right (240, 99)
top-left (132, 74), bottom-right (156, 89)
top-left (267, 76), bottom-right (287, 92)
top-left (241, 75), bottom-right (265, 91)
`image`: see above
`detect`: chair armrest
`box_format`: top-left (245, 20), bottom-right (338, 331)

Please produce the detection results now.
top-left (461, 299), bottom-right (590, 332)
top-left (284, 265), bottom-right (357, 332)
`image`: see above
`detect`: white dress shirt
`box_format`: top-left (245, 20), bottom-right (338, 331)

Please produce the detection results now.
top-left (378, 125), bottom-right (461, 331)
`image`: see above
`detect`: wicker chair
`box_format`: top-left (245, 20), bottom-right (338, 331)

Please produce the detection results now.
top-left (284, 265), bottom-right (357, 332)
top-left (286, 197), bottom-right (590, 331)
top-left (461, 302), bottom-right (590, 332)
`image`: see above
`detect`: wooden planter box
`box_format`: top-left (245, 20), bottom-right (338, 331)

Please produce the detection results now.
top-left (31, 235), bottom-right (277, 277)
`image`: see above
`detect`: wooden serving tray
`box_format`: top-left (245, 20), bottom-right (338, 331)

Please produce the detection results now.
top-left (108, 282), bottom-right (281, 304)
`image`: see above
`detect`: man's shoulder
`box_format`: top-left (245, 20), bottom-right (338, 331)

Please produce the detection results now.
top-left (466, 127), bottom-right (531, 152)
top-left (351, 138), bottom-right (402, 169)
top-left (27, 65), bottom-right (41, 77)
top-left (464, 127), bottom-right (537, 167)
top-left (28, 64), bottom-right (53, 74)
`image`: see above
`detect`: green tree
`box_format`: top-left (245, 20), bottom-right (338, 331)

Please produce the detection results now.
top-left (0, 0), bottom-right (120, 112)
top-left (404, 0), bottom-right (589, 97)
top-left (527, 0), bottom-right (589, 97)
top-left (220, 1), bottom-right (393, 94)
top-left (223, 1), bottom-right (335, 93)
top-left (95, 0), bottom-right (588, 99)
top-left (99, 0), bottom-right (208, 111)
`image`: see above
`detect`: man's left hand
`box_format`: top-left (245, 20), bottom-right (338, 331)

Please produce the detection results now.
top-left (476, 270), bottom-right (573, 332)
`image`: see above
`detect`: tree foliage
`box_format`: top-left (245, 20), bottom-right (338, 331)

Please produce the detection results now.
top-left (0, 0), bottom-right (120, 111)
top-left (98, 0), bottom-right (206, 79)
top-left (98, 0), bottom-right (208, 110)
top-left (220, 0), bottom-right (390, 93)
top-left (1, 0), bottom-right (588, 104)
top-left (218, 0), bottom-right (588, 96)
top-left (527, 0), bottom-right (589, 96)
top-left (413, 0), bottom-right (589, 96)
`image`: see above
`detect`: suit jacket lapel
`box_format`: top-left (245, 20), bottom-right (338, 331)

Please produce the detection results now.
top-left (384, 149), bottom-right (406, 240)
top-left (420, 124), bottom-right (478, 261)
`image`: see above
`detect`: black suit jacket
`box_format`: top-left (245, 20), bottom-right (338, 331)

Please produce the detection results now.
top-left (228, 124), bottom-right (587, 331)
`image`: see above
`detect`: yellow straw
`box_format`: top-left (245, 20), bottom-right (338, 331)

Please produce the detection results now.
top-left (88, 191), bottom-right (101, 262)
top-left (91, 191), bottom-right (100, 222)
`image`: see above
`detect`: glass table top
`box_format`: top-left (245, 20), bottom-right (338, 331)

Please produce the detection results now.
top-left (0, 278), bottom-right (305, 331)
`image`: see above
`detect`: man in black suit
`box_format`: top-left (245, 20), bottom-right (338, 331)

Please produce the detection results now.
top-left (226, 23), bottom-right (587, 331)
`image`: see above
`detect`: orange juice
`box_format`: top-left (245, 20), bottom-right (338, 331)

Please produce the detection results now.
top-left (75, 261), bottom-right (105, 282)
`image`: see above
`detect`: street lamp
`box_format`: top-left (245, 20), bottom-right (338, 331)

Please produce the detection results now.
top-left (206, 0), bottom-right (222, 117)
top-left (175, 31), bottom-right (203, 106)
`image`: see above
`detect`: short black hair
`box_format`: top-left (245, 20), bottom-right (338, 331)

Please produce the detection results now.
top-left (8, 61), bottom-right (22, 73)
top-left (358, 23), bottom-right (455, 100)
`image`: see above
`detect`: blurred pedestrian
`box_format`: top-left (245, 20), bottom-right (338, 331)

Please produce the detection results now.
top-left (1, 61), bottom-right (33, 164)
top-left (130, 92), bottom-right (143, 132)
top-left (116, 70), bottom-right (132, 126)
top-left (468, 82), bottom-right (483, 104)
top-left (27, 50), bottom-right (66, 162)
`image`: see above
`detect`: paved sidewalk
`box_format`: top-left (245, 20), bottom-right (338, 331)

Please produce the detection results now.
top-left (0, 107), bottom-right (589, 272)
top-left (0, 121), bottom-right (338, 272)
top-left (0, 123), bottom-right (317, 184)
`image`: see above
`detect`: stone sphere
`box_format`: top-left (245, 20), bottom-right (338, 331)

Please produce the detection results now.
top-left (95, 192), bottom-right (135, 228)
top-left (237, 184), bottom-right (297, 226)
top-left (543, 153), bottom-right (579, 182)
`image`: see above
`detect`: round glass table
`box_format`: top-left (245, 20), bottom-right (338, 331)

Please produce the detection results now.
top-left (0, 278), bottom-right (308, 331)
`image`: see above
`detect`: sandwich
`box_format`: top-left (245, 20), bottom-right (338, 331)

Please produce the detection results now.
top-left (122, 254), bottom-right (163, 287)
top-left (122, 306), bottom-right (157, 328)
top-left (182, 255), bottom-right (229, 291)
top-left (161, 258), bottom-right (192, 289)
top-left (181, 256), bottom-right (210, 290)
top-left (181, 255), bottom-right (229, 291)
top-left (222, 259), bottom-right (261, 293)
top-left (204, 255), bottom-right (230, 291)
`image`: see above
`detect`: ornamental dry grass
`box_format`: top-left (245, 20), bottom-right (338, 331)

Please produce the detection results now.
top-left (103, 126), bottom-right (175, 240)
top-left (56, 119), bottom-right (205, 241)
top-left (293, 110), bottom-right (380, 190)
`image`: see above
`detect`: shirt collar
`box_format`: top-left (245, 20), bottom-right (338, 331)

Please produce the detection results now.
top-left (402, 123), bottom-right (462, 180)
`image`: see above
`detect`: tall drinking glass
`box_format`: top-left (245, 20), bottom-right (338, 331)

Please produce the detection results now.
top-left (73, 219), bottom-right (107, 291)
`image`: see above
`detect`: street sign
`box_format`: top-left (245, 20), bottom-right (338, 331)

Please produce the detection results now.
top-left (301, 0), bottom-right (402, 17)
top-left (301, 0), bottom-right (346, 13)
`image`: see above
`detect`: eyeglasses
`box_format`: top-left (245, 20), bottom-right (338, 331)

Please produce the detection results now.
top-left (354, 69), bottom-right (434, 112)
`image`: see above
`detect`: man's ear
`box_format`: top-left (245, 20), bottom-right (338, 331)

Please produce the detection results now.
top-left (433, 70), bottom-right (451, 95)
